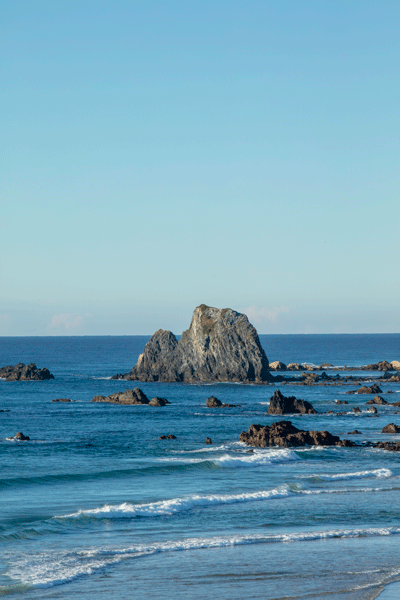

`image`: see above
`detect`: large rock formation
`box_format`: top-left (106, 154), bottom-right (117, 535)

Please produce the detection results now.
top-left (268, 390), bottom-right (317, 415)
top-left (118, 304), bottom-right (272, 383)
top-left (92, 388), bottom-right (150, 405)
top-left (239, 420), bottom-right (354, 448)
top-left (0, 363), bottom-right (54, 381)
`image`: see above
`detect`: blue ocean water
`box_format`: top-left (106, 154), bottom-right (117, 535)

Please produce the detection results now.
top-left (1, 334), bottom-right (400, 599)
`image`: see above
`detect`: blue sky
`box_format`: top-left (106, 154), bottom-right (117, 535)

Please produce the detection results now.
top-left (1, 1), bottom-right (399, 335)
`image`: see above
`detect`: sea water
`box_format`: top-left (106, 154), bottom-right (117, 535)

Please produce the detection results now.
top-left (1, 334), bottom-right (400, 599)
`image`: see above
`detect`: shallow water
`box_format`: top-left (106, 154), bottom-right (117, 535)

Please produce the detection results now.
top-left (1, 334), bottom-right (400, 599)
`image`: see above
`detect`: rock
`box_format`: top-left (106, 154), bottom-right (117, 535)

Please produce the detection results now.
top-left (390, 361), bottom-right (400, 370)
top-left (353, 407), bottom-right (361, 413)
top-left (159, 434), bottom-right (176, 440)
top-left (320, 363), bottom-right (333, 368)
top-left (366, 395), bottom-right (388, 405)
top-left (7, 432), bottom-right (30, 441)
top-left (0, 363), bottom-right (54, 381)
top-left (148, 397), bottom-right (170, 406)
top-left (239, 420), bottom-right (355, 448)
top-left (92, 388), bottom-right (149, 405)
top-left (347, 430), bottom-right (362, 435)
top-left (51, 398), bottom-right (72, 402)
top-left (286, 363), bottom-right (304, 371)
top-left (382, 423), bottom-right (400, 433)
top-left (267, 390), bottom-right (317, 415)
top-left (268, 361), bottom-right (287, 371)
top-left (205, 437), bottom-right (212, 444)
top-left (378, 361), bottom-right (393, 371)
top-left (206, 396), bottom-right (222, 407)
top-left (335, 400), bottom-right (349, 405)
top-left (120, 305), bottom-right (272, 384)
top-left (366, 406), bottom-right (378, 414)
top-left (348, 384), bottom-right (382, 395)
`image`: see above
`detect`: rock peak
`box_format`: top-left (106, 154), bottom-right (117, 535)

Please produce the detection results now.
top-left (120, 304), bottom-right (271, 383)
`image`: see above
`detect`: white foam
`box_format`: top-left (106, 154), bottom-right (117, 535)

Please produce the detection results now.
top-left (214, 448), bottom-right (298, 468)
top-left (7, 527), bottom-right (400, 589)
top-left (59, 485), bottom-right (293, 520)
top-left (299, 468), bottom-right (393, 482)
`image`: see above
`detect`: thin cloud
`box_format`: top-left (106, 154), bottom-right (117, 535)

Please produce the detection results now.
top-left (49, 313), bottom-right (91, 330)
top-left (243, 305), bottom-right (289, 325)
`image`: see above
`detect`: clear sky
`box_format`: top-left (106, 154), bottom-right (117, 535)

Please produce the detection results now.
top-left (1, 1), bottom-right (399, 336)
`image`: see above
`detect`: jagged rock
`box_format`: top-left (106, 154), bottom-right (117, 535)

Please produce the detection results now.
top-left (205, 437), bottom-right (212, 444)
top-left (206, 396), bottom-right (222, 407)
top-left (353, 407), bottom-right (361, 413)
top-left (269, 361), bottom-right (287, 371)
top-left (159, 434), bottom-right (176, 439)
top-left (347, 430), bottom-right (362, 435)
top-left (373, 442), bottom-right (400, 451)
top-left (382, 423), bottom-right (400, 433)
top-left (7, 432), bottom-right (30, 441)
top-left (119, 305), bottom-right (271, 384)
top-left (51, 398), bottom-right (72, 402)
top-left (286, 363), bottom-right (304, 371)
top-left (0, 363), bottom-right (54, 381)
top-left (390, 361), bottom-right (400, 370)
top-left (335, 400), bottom-right (349, 405)
top-left (148, 397), bottom-right (170, 406)
top-left (239, 420), bottom-right (355, 448)
top-left (378, 361), bottom-right (393, 371)
top-left (366, 396), bottom-right (387, 405)
top-left (347, 384), bottom-right (382, 395)
top-left (367, 406), bottom-right (378, 414)
top-left (320, 363), bottom-right (333, 368)
top-left (302, 372), bottom-right (319, 383)
top-left (92, 388), bottom-right (149, 405)
top-left (267, 390), bottom-right (317, 415)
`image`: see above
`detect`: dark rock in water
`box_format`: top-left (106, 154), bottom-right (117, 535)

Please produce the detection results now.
top-left (8, 432), bottom-right (30, 441)
top-left (239, 420), bottom-right (355, 448)
top-left (346, 384), bottom-right (382, 395)
top-left (51, 398), bottom-right (72, 403)
top-left (347, 430), bottom-right (362, 435)
top-left (159, 434), bottom-right (176, 440)
top-left (366, 406), bottom-right (378, 414)
top-left (0, 409), bottom-right (10, 412)
top-left (118, 304), bottom-right (272, 383)
top-left (353, 407), bottom-right (361, 413)
top-left (286, 363), bottom-right (304, 371)
top-left (0, 363), bottom-right (54, 381)
top-left (320, 363), bottom-right (333, 368)
top-left (335, 400), bottom-right (349, 405)
top-left (381, 423), bottom-right (400, 433)
top-left (205, 437), bottom-right (212, 444)
top-left (366, 395), bottom-right (388, 405)
top-left (373, 442), bottom-right (400, 451)
top-left (206, 396), bottom-right (222, 407)
top-left (267, 390), bottom-right (317, 415)
top-left (92, 388), bottom-right (149, 405)
top-left (148, 397), bottom-right (170, 406)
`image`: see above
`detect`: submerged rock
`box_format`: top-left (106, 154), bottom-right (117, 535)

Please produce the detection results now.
top-left (159, 434), bottom-right (176, 440)
top-left (92, 388), bottom-right (149, 405)
top-left (267, 390), bottom-right (317, 415)
top-left (51, 398), bottom-right (72, 403)
top-left (239, 420), bottom-right (354, 448)
top-left (118, 304), bottom-right (272, 384)
top-left (0, 363), bottom-right (54, 381)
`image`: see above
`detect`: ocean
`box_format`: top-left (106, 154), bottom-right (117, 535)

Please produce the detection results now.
top-left (1, 334), bottom-right (400, 599)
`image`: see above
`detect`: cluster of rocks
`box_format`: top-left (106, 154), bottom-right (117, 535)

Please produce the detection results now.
top-left (346, 384), bottom-right (382, 395)
top-left (0, 363), bottom-right (54, 381)
top-left (269, 360), bottom-right (400, 372)
top-left (6, 432), bottom-right (30, 441)
top-left (206, 396), bottom-right (239, 408)
top-left (240, 420), bottom-right (355, 448)
top-left (92, 388), bottom-right (170, 406)
top-left (51, 398), bottom-right (72, 403)
top-left (113, 304), bottom-right (272, 384)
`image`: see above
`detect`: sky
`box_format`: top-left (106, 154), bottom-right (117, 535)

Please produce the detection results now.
top-left (1, 0), bottom-right (399, 336)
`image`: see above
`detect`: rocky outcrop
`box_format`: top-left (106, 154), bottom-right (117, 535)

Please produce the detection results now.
top-left (346, 384), bottom-right (382, 395)
top-left (159, 434), bottom-right (176, 439)
top-left (391, 361), bottom-right (400, 370)
top-left (286, 363), bottom-right (304, 371)
top-left (206, 395), bottom-right (238, 408)
top-left (92, 388), bottom-right (149, 405)
top-left (205, 437), bottom-right (212, 444)
top-left (269, 361), bottom-right (287, 371)
top-left (348, 430), bottom-right (362, 435)
top-left (148, 397), bottom-right (170, 406)
top-left (267, 390), bottom-right (317, 415)
top-left (239, 420), bottom-right (355, 448)
top-left (366, 396), bottom-right (387, 405)
top-left (7, 432), bottom-right (30, 441)
top-left (118, 305), bottom-right (272, 384)
top-left (0, 363), bottom-right (54, 381)
top-left (382, 423), bottom-right (400, 433)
